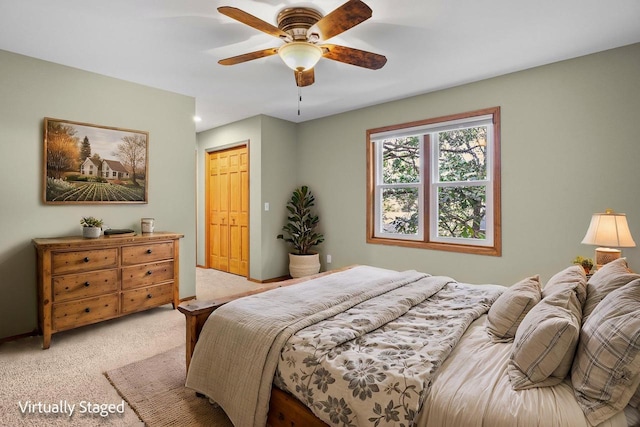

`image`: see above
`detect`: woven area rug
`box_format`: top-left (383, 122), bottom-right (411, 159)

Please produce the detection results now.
top-left (105, 346), bottom-right (233, 426)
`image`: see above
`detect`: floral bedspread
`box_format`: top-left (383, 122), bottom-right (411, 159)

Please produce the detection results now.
top-left (274, 280), bottom-right (503, 427)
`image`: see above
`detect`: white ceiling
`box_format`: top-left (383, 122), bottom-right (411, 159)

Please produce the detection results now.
top-left (1, 0), bottom-right (639, 132)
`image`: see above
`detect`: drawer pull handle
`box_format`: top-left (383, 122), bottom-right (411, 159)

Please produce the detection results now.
top-left (83, 257), bottom-right (90, 262)
top-left (146, 249), bottom-right (153, 254)
top-left (84, 282), bottom-right (90, 287)
top-left (84, 308), bottom-right (91, 313)
top-left (147, 270), bottom-right (153, 275)
top-left (147, 294), bottom-right (153, 299)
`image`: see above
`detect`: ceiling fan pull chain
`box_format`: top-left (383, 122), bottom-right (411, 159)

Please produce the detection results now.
top-left (297, 72), bottom-right (302, 115)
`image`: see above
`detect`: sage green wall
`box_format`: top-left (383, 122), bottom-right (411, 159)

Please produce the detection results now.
top-left (259, 116), bottom-right (299, 279)
top-left (0, 50), bottom-right (197, 340)
top-left (196, 115), bottom-right (297, 281)
top-left (296, 43), bottom-right (640, 285)
top-left (194, 43), bottom-right (640, 285)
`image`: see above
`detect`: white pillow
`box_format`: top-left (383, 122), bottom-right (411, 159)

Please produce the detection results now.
top-left (486, 275), bottom-right (541, 343)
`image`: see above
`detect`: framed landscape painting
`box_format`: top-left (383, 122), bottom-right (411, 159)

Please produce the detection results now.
top-left (43, 118), bottom-right (149, 204)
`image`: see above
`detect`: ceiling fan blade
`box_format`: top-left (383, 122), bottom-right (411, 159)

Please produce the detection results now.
top-left (218, 48), bottom-right (279, 66)
top-left (321, 44), bottom-right (387, 70)
top-left (295, 69), bottom-right (315, 87)
top-left (218, 6), bottom-right (291, 40)
top-left (308, 0), bottom-right (372, 41)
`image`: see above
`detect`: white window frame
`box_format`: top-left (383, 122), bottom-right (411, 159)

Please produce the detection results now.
top-left (429, 119), bottom-right (494, 247)
top-left (373, 135), bottom-right (425, 241)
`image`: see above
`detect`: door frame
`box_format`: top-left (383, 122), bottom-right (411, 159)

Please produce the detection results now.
top-left (204, 141), bottom-right (250, 276)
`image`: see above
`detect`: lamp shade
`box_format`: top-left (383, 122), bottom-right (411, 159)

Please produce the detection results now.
top-left (581, 209), bottom-right (636, 247)
top-left (278, 42), bottom-right (322, 72)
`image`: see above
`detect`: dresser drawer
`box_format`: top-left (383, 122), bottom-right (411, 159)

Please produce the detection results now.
top-left (52, 294), bottom-right (119, 331)
top-left (53, 269), bottom-right (118, 302)
top-left (52, 248), bottom-right (118, 275)
top-left (122, 242), bottom-right (174, 266)
top-left (121, 283), bottom-right (173, 314)
top-left (121, 261), bottom-right (174, 289)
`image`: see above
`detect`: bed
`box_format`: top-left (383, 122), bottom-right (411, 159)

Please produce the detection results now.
top-left (180, 260), bottom-right (640, 427)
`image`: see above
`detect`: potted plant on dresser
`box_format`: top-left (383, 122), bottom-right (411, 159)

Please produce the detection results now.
top-left (81, 216), bottom-right (103, 238)
top-left (277, 186), bottom-right (325, 278)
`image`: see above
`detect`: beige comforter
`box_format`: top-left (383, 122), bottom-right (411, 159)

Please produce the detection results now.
top-left (185, 266), bottom-right (434, 427)
top-left (418, 315), bottom-right (628, 427)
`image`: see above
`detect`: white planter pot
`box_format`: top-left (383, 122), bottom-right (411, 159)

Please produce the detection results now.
top-left (83, 226), bottom-right (101, 238)
top-left (288, 253), bottom-right (320, 278)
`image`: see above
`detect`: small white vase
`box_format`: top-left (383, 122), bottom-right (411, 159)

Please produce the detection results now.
top-left (288, 253), bottom-right (320, 278)
top-left (83, 226), bottom-right (101, 238)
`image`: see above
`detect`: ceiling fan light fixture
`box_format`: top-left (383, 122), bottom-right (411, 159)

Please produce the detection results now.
top-left (278, 42), bottom-right (323, 71)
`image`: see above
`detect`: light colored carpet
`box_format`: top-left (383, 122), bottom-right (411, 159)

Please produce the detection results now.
top-left (105, 346), bottom-right (232, 427)
top-left (195, 267), bottom-right (282, 301)
top-left (0, 267), bottom-right (268, 426)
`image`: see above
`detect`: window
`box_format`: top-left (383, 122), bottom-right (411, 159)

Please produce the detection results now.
top-left (366, 107), bottom-right (501, 256)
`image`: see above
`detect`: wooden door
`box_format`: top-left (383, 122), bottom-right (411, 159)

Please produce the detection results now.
top-left (206, 146), bottom-right (249, 276)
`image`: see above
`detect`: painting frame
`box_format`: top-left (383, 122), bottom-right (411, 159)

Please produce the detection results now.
top-left (43, 118), bottom-right (149, 204)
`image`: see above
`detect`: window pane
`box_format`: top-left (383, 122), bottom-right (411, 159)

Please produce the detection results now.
top-left (382, 187), bottom-right (419, 235)
top-left (438, 127), bottom-right (487, 182)
top-left (437, 186), bottom-right (486, 239)
top-left (382, 136), bottom-right (420, 184)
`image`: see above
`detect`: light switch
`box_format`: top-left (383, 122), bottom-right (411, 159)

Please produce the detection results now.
top-left (264, 202), bottom-right (269, 211)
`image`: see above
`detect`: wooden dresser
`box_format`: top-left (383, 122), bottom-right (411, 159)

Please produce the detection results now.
top-left (33, 232), bottom-right (183, 349)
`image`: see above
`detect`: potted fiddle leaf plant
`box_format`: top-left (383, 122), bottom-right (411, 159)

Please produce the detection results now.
top-left (81, 216), bottom-right (103, 238)
top-left (277, 186), bottom-right (325, 278)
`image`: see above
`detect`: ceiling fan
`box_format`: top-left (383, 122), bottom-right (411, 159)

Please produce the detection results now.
top-left (217, 0), bottom-right (387, 87)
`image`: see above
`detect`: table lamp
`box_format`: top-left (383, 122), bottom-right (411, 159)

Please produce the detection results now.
top-left (581, 208), bottom-right (636, 269)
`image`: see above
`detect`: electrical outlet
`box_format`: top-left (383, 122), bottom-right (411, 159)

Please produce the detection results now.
top-left (326, 254), bottom-right (332, 264)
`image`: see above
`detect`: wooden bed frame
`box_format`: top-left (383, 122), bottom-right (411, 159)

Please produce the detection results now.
top-left (178, 269), bottom-right (353, 427)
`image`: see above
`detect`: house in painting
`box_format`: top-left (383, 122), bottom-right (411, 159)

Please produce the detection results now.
top-left (80, 157), bottom-right (100, 176)
top-left (101, 159), bottom-right (130, 180)
top-left (80, 157), bottom-right (130, 180)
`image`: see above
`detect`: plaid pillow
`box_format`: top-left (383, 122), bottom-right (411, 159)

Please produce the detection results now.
top-left (571, 278), bottom-right (640, 425)
top-left (630, 386), bottom-right (640, 408)
top-left (583, 258), bottom-right (640, 320)
top-left (542, 265), bottom-right (587, 304)
top-left (508, 286), bottom-right (582, 390)
top-left (486, 275), bottom-right (541, 343)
